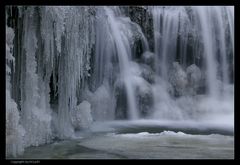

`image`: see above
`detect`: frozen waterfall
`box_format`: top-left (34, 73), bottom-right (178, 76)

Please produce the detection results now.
top-left (6, 6), bottom-right (234, 158)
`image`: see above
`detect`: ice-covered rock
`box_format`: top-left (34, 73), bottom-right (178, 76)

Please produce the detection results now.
top-left (168, 62), bottom-right (188, 96)
top-left (135, 78), bottom-right (154, 117)
top-left (71, 101), bottom-right (93, 130)
top-left (6, 26), bottom-right (15, 46)
top-left (83, 83), bottom-right (115, 121)
top-left (141, 51), bottom-right (155, 68)
top-left (140, 63), bottom-right (155, 84)
top-left (151, 82), bottom-right (184, 120)
top-left (114, 73), bottom-right (154, 118)
top-left (186, 64), bottom-right (202, 95)
top-left (6, 90), bottom-right (25, 157)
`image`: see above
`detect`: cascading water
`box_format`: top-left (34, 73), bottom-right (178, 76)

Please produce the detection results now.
top-left (151, 6), bottom-right (234, 120)
top-left (214, 7), bottom-right (229, 85)
top-left (104, 7), bottom-right (139, 119)
top-left (6, 6), bottom-right (234, 158)
top-left (90, 7), bottom-right (150, 120)
top-left (152, 6), bottom-right (187, 79)
top-left (194, 6), bottom-right (234, 98)
top-left (194, 7), bottom-right (219, 97)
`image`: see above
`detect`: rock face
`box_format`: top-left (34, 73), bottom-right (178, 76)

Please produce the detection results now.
top-left (71, 101), bottom-right (93, 130)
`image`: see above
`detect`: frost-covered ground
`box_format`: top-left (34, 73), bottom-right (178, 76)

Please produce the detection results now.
top-left (14, 120), bottom-right (234, 159)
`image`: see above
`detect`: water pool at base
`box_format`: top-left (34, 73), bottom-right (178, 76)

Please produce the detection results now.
top-left (13, 121), bottom-right (234, 159)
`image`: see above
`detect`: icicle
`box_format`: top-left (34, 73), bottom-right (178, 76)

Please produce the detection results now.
top-left (54, 6), bottom-right (95, 138)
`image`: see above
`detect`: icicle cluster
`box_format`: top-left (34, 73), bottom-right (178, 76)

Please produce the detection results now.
top-left (6, 6), bottom-right (96, 148)
top-left (52, 7), bottom-right (95, 138)
top-left (20, 7), bottom-right (52, 147)
top-left (6, 26), bottom-right (25, 157)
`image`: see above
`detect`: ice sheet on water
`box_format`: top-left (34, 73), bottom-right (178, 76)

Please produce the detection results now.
top-left (107, 131), bottom-right (233, 141)
top-left (78, 129), bottom-right (233, 159)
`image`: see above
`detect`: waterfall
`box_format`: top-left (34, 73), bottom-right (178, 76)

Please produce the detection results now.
top-left (153, 7), bottom-right (179, 78)
top-left (104, 7), bottom-right (139, 119)
top-left (194, 6), bottom-right (234, 97)
top-left (6, 6), bottom-right (234, 157)
top-left (152, 6), bottom-right (234, 97)
top-left (92, 6), bottom-right (150, 120)
top-left (151, 6), bottom-right (234, 120)
top-left (152, 6), bottom-right (190, 78)
top-left (194, 7), bottom-right (219, 97)
top-left (214, 7), bottom-right (229, 85)
top-left (226, 6), bottom-right (234, 57)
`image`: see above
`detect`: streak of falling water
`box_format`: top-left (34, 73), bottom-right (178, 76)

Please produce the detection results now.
top-left (104, 7), bottom-right (139, 119)
top-left (213, 7), bottom-right (229, 85)
top-left (195, 6), bottom-right (219, 97)
top-left (153, 7), bottom-right (178, 79)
